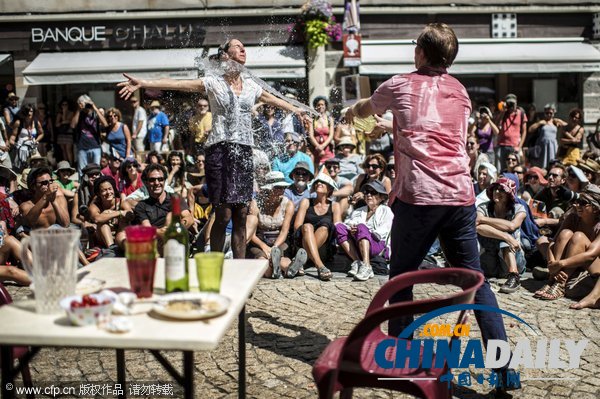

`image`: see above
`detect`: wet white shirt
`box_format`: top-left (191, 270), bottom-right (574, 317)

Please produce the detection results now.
top-left (204, 74), bottom-right (262, 148)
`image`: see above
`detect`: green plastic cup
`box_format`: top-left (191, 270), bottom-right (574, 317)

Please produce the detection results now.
top-left (195, 252), bottom-right (224, 293)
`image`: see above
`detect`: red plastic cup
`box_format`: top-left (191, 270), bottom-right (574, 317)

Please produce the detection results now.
top-left (125, 226), bottom-right (157, 298)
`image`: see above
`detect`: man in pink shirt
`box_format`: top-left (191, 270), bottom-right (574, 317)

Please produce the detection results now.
top-left (346, 23), bottom-right (515, 389)
top-left (496, 93), bottom-right (527, 171)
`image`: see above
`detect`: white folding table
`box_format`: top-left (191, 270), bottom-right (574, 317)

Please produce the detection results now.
top-left (0, 257), bottom-right (267, 399)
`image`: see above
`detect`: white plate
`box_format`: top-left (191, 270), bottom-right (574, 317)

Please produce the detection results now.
top-left (76, 277), bottom-right (106, 295)
top-left (152, 292), bottom-right (230, 321)
top-left (31, 277), bottom-right (105, 296)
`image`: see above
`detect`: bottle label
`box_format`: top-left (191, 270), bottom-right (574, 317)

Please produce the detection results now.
top-left (165, 239), bottom-right (186, 281)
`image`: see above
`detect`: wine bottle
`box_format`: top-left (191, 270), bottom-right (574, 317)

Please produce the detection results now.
top-left (164, 194), bottom-right (189, 292)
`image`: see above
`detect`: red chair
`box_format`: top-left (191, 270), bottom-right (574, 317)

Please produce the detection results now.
top-left (0, 282), bottom-right (34, 393)
top-left (312, 268), bottom-right (484, 399)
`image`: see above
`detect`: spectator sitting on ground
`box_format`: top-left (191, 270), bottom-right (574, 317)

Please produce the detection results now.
top-left (71, 163), bottom-right (101, 231)
top-left (333, 137), bottom-right (363, 181)
top-left (351, 153), bottom-right (392, 209)
top-left (101, 153), bottom-right (122, 187)
top-left (284, 161), bottom-right (315, 211)
top-left (133, 164), bottom-right (193, 249)
top-left (467, 135), bottom-right (490, 180)
top-left (54, 160), bottom-right (79, 203)
top-left (534, 185), bottom-right (600, 307)
top-left (247, 171), bottom-right (307, 279)
top-left (323, 158), bottom-right (353, 216)
top-left (385, 155), bottom-right (395, 184)
top-left (145, 150), bottom-right (164, 168)
top-left (474, 162), bottom-right (497, 197)
top-left (577, 158), bottom-right (600, 186)
top-left (294, 173), bottom-right (340, 281)
top-left (166, 151), bottom-right (190, 198)
top-left (476, 177), bottom-right (527, 293)
top-left (89, 175), bottom-right (131, 250)
top-left (521, 166), bottom-right (547, 202)
top-left (502, 151), bottom-right (521, 175)
top-left (272, 132), bottom-right (314, 184)
top-left (119, 158), bottom-right (144, 199)
top-left (566, 165), bottom-right (588, 194)
top-left (20, 166), bottom-right (70, 229)
top-left (534, 164), bottom-right (571, 229)
top-left (335, 179), bottom-right (393, 282)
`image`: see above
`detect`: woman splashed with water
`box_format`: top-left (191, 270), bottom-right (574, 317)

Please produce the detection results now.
top-left (118, 39), bottom-right (310, 259)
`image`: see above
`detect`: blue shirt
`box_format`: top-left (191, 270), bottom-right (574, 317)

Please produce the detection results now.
top-left (147, 111), bottom-right (169, 143)
top-left (284, 185), bottom-right (315, 211)
top-left (272, 152), bottom-right (314, 183)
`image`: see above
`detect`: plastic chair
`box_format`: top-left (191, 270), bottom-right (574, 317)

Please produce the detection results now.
top-left (0, 282), bottom-right (34, 393)
top-left (312, 268), bottom-right (484, 399)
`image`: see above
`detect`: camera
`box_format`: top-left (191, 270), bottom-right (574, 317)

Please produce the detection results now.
top-left (84, 102), bottom-right (93, 109)
top-left (557, 186), bottom-right (579, 202)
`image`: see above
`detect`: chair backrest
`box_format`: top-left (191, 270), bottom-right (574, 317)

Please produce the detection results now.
top-left (341, 268), bottom-right (484, 363)
top-left (0, 281), bottom-right (13, 305)
top-left (366, 268), bottom-right (483, 316)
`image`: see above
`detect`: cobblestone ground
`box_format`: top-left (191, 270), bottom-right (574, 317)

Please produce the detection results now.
top-left (6, 270), bottom-right (600, 398)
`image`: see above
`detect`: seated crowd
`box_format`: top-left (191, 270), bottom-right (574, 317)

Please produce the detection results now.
top-left (1, 91), bottom-right (600, 310)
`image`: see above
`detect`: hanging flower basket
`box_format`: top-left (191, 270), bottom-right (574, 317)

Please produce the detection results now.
top-left (290, 0), bottom-right (342, 48)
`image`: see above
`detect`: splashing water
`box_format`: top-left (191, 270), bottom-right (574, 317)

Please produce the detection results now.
top-left (196, 56), bottom-right (319, 118)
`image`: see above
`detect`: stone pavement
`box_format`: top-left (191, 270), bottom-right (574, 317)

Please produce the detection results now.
top-left (5, 270), bottom-right (600, 398)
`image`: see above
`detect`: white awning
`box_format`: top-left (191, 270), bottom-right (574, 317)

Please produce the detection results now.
top-left (23, 49), bottom-right (200, 85)
top-left (0, 54), bottom-right (11, 67)
top-left (205, 45), bottom-right (306, 79)
top-left (359, 38), bottom-right (600, 75)
top-left (23, 45), bottom-right (305, 85)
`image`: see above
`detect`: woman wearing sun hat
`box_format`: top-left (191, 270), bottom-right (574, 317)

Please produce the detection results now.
top-left (247, 171), bottom-right (307, 279)
top-left (294, 173), bottom-right (340, 281)
top-left (335, 180), bottom-right (392, 281)
top-left (476, 177), bottom-right (527, 293)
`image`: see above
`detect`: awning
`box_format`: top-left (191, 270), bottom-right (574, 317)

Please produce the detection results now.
top-left (23, 45), bottom-right (305, 85)
top-left (205, 45), bottom-right (306, 79)
top-left (23, 49), bottom-right (200, 85)
top-left (0, 54), bottom-right (11, 67)
top-left (359, 38), bottom-right (600, 75)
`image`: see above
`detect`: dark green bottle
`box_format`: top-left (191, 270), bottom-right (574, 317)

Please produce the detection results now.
top-left (164, 195), bottom-right (189, 292)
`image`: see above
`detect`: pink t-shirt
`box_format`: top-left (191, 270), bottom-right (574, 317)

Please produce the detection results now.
top-left (370, 66), bottom-right (474, 206)
top-left (497, 109), bottom-right (527, 148)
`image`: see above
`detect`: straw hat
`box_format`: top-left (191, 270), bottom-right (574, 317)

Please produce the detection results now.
top-left (18, 168), bottom-right (31, 189)
top-left (150, 100), bottom-right (161, 108)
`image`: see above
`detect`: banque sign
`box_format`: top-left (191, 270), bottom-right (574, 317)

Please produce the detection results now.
top-left (30, 22), bottom-right (206, 49)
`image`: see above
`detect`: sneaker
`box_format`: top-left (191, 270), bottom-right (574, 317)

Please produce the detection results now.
top-left (270, 247), bottom-right (282, 279)
top-left (348, 260), bottom-right (361, 276)
top-left (532, 266), bottom-right (549, 281)
top-left (499, 272), bottom-right (520, 293)
top-left (354, 263), bottom-right (374, 281)
top-left (286, 248), bottom-right (307, 278)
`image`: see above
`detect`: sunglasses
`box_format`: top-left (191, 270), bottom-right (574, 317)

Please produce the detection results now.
top-left (548, 173), bottom-right (562, 178)
top-left (514, 170), bottom-right (524, 174)
top-left (574, 199), bottom-right (591, 207)
top-left (367, 164), bottom-right (381, 170)
top-left (325, 163), bottom-right (339, 169)
top-left (36, 179), bottom-right (54, 186)
top-left (364, 189), bottom-right (378, 196)
top-left (87, 172), bottom-right (101, 178)
top-left (526, 175), bottom-right (539, 181)
top-left (506, 158), bottom-right (518, 163)
top-left (147, 177), bottom-right (165, 183)
top-left (467, 142), bottom-right (477, 146)
top-left (294, 171), bottom-right (309, 177)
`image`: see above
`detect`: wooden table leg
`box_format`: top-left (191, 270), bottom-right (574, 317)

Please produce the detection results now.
top-left (238, 305), bottom-right (246, 399)
top-left (116, 349), bottom-right (126, 399)
top-left (1, 346), bottom-right (15, 399)
top-left (183, 351), bottom-right (194, 399)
